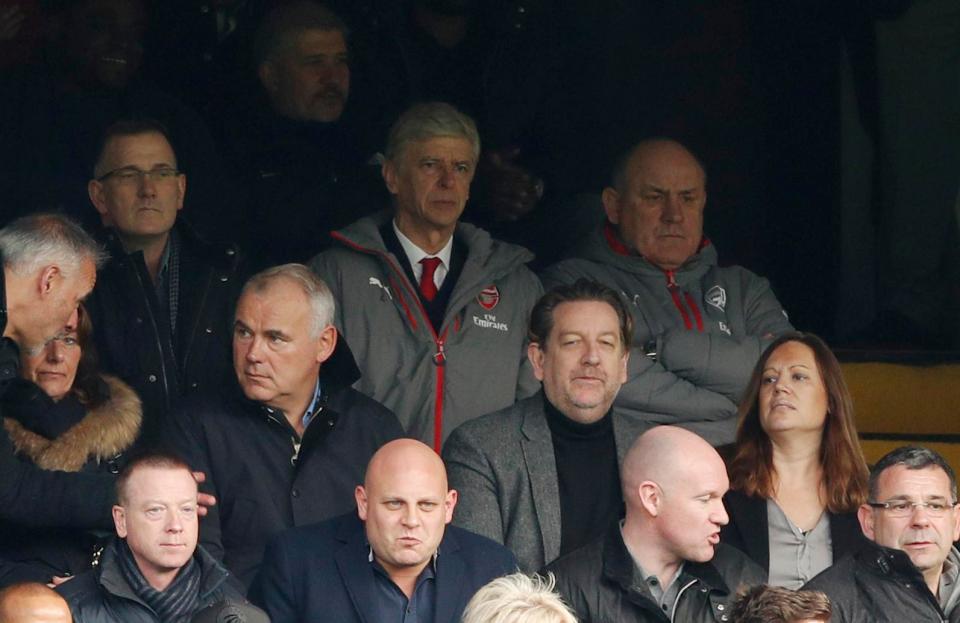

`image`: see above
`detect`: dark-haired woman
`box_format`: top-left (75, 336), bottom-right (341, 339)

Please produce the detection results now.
top-left (722, 332), bottom-right (869, 588)
top-left (0, 307), bottom-right (141, 586)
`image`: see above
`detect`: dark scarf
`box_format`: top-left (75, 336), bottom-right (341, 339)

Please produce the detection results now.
top-left (116, 538), bottom-right (202, 623)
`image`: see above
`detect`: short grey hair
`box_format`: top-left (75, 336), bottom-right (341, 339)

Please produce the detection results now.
top-left (241, 264), bottom-right (335, 337)
top-left (869, 446), bottom-right (958, 503)
top-left (0, 213), bottom-right (107, 276)
top-left (461, 573), bottom-right (577, 623)
top-left (385, 102), bottom-right (480, 163)
top-left (254, 1), bottom-right (350, 66)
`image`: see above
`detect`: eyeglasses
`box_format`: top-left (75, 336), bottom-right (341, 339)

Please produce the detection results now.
top-left (867, 499), bottom-right (958, 518)
top-left (96, 166), bottom-right (181, 184)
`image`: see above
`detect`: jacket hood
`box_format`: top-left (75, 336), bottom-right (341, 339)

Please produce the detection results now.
top-left (97, 219), bottom-right (240, 272)
top-left (332, 210), bottom-right (535, 288)
top-left (3, 374), bottom-right (141, 471)
top-left (575, 222), bottom-right (718, 286)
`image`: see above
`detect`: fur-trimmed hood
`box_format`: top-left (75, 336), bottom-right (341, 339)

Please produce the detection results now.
top-left (4, 375), bottom-right (142, 472)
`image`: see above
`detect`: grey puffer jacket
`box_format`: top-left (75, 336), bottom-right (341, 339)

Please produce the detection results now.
top-left (57, 539), bottom-right (249, 623)
top-left (541, 224), bottom-right (793, 445)
top-left (803, 541), bottom-right (960, 623)
top-left (310, 210), bottom-right (542, 450)
top-left (546, 525), bottom-right (766, 623)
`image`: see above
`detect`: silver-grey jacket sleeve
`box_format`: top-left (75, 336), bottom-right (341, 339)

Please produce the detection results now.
top-left (443, 426), bottom-right (506, 546)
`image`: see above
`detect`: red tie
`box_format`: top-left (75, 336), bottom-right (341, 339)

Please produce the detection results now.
top-left (419, 257), bottom-right (442, 302)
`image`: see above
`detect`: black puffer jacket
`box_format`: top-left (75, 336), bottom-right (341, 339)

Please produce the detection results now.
top-left (57, 539), bottom-right (248, 623)
top-left (546, 524), bottom-right (765, 623)
top-left (803, 540), bottom-right (960, 623)
top-left (162, 339), bottom-right (405, 588)
top-left (86, 221), bottom-right (245, 446)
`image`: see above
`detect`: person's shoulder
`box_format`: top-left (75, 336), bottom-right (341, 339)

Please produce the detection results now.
top-left (802, 553), bottom-right (857, 593)
top-left (451, 397), bottom-right (532, 439)
top-left (444, 524), bottom-right (517, 568)
top-left (56, 568), bottom-right (103, 606)
top-left (544, 535), bottom-right (605, 577)
top-left (327, 386), bottom-right (398, 424)
top-left (274, 512), bottom-right (362, 551)
top-left (710, 543), bottom-right (766, 585)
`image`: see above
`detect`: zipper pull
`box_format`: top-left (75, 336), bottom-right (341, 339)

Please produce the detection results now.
top-left (665, 270), bottom-right (678, 289)
top-left (433, 339), bottom-right (446, 366)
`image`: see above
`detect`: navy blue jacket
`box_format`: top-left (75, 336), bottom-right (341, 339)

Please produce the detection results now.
top-left (250, 512), bottom-right (518, 623)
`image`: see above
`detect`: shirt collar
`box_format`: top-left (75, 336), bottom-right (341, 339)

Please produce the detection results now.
top-left (392, 220), bottom-right (453, 271)
top-left (300, 378), bottom-right (324, 430)
top-left (368, 545), bottom-right (440, 570)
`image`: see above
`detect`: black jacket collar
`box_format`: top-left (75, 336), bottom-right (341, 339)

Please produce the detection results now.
top-left (602, 522), bottom-right (731, 609)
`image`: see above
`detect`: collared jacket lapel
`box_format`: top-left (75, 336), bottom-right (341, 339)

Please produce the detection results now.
top-left (334, 519), bottom-right (380, 623)
top-left (520, 394), bottom-right (562, 566)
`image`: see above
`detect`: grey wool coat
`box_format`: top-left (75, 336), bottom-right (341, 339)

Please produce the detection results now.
top-left (443, 392), bottom-right (652, 572)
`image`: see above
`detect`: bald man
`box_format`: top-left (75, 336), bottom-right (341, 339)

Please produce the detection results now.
top-left (0, 583), bottom-right (71, 623)
top-left (546, 426), bottom-right (764, 623)
top-left (542, 139), bottom-right (792, 446)
top-left (250, 439), bottom-right (517, 623)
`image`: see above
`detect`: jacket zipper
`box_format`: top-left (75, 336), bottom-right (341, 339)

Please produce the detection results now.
top-left (330, 232), bottom-right (450, 452)
top-left (670, 578), bottom-right (699, 622)
top-left (130, 260), bottom-right (172, 408)
top-left (665, 271), bottom-right (704, 332)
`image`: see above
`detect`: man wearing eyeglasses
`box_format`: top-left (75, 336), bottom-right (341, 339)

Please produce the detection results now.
top-left (803, 446), bottom-right (960, 622)
top-left (85, 118), bottom-right (246, 445)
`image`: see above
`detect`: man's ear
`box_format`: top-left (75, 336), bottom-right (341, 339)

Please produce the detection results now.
top-left (88, 180), bottom-right (111, 225)
top-left (858, 504), bottom-right (875, 540)
top-left (527, 342), bottom-right (545, 382)
top-left (38, 265), bottom-right (61, 299)
top-left (355, 486), bottom-right (369, 521)
top-left (316, 325), bottom-right (338, 364)
top-left (638, 481), bottom-right (661, 517)
top-left (382, 160), bottom-right (399, 195)
top-left (257, 61), bottom-right (279, 94)
top-left (175, 174), bottom-right (186, 212)
top-left (601, 187), bottom-right (621, 224)
top-left (112, 505), bottom-right (127, 538)
top-left (444, 489), bottom-right (458, 524)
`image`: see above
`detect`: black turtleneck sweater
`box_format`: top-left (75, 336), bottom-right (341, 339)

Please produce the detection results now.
top-left (544, 399), bottom-right (623, 557)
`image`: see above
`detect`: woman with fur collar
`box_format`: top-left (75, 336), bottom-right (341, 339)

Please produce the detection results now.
top-left (0, 305), bottom-right (142, 587)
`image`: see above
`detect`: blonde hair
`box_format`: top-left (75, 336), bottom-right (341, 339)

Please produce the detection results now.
top-left (461, 573), bottom-right (577, 623)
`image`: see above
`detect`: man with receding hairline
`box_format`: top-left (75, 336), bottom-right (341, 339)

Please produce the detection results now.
top-left (56, 452), bottom-right (256, 623)
top-left (251, 438), bottom-right (517, 623)
top-left (547, 426), bottom-right (764, 623)
top-left (543, 138), bottom-right (792, 446)
top-left (85, 119), bottom-right (245, 445)
top-left (0, 582), bottom-right (72, 623)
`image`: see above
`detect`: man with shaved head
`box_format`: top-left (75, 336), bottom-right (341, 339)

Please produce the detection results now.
top-left (547, 426), bottom-right (764, 622)
top-left (542, 138), bottom-right (792, 446)
top-left (251, 439), bottom-right (517, 622)
top-left (0, 583), bottom-right (72, 623)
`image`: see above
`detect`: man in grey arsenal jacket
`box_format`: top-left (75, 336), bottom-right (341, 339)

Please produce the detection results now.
top-left (542, 138), bottom-right (792, 446)
top-left (310, 102), bottom-right (542, 450)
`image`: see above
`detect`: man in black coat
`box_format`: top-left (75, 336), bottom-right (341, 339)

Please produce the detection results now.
top-left (57, 452), bottom-right (262, 622)
top-left (250, 438), bottom-right (518, 623)
top-left (85, 119), bottom-right (246, 446)
top-left (546, 426), bottom-right (764, 623)
top-left (0, 214), bottom-right (113, 577)
top-left (803, 446), bottom-right (960, 623)
top-left (222, 1), bottom-right (386, 265)
top-left (164, 264), bottom-right (405, 588)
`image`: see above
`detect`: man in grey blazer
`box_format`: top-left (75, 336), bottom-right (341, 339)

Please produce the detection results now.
top-left (443, 279), bottom-right (650, 572)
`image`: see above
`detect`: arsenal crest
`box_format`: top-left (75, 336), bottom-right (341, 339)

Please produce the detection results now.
top-left (477, 285), bottom-right (500, 310)
top-left (705, 285), bottom-right (727, 311)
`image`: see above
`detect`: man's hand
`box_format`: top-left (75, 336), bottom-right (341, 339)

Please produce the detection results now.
top-left (48, 575), bottom-right (73, 588)
top-left (479, 147), bottom-right (543, 222)
top-left (193, 471), bottom-right (217, 516)
top-left (0, 5), bottom-right (25, 41)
